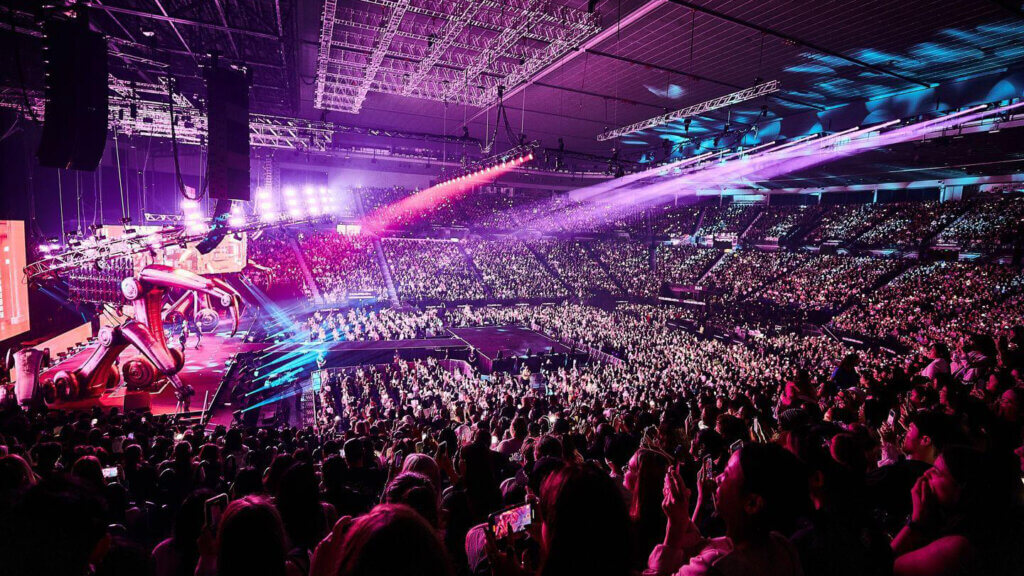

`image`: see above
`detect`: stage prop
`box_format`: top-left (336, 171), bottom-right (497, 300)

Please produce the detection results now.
top-left (41, 265), bottom-right (241, 409)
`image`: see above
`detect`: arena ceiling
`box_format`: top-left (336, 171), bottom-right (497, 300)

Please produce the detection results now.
top-left (2, 0), bottom-right (1023, 160)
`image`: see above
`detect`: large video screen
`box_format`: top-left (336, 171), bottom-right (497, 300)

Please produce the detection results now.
top-left (103, 225), bottom-right (248, 275)
top-left (0, 221), bottom-right (31, 341)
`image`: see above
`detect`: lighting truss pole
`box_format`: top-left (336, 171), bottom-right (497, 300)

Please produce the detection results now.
top-left (596, 80), bottom-right (781, 141)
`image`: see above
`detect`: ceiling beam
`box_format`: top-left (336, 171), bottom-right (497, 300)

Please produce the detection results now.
top-left (80, 2), bottom-right (280, 41)
top-left (149, 0), bottom-right (196, 63)
top-left (532, 81), bottom-right (752, 129)
top-left (210, 0), bottom-right (241, 58)
top-left (463, 0), bottom-right (670, 125)
top-left (667, 0), bottom-right (932, 88)
top-left (585, 48), bottom-right (825, 111)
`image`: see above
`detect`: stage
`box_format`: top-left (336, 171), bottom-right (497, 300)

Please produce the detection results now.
top-left (39, 323), bottom-right (581, 419)
top-left (448, 325), bottom-right (570, 359)
top-left (42, 328), bottom-right (264, 416)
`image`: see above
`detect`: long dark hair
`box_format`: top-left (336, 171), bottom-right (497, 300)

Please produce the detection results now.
top-left (276, 463), bottom-right (326, 551)
top-left (216, 496), bottom-right (288, 576)
top-left (737, 443), bottom-right (811, 537)
top-left (539, 464), bottom-right (632, 576)
top-left (457, 443), bottom-right (501, 522)
top-left (336, 504), bottom-right (454, 576)
top-left (629, 449), bottom-right (669, 560)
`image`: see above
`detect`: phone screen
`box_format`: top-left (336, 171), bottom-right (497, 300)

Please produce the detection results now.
top-left (489, 503), bottom-right (534, 540)
top-left (205, 494), bottom-right (229, 530)
top-left (102, 466), bottom-right (119, 481)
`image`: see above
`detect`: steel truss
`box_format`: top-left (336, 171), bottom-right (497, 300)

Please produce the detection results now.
top-left (315, 0), bottom-right (600, 113)
top-left (5, 77), bottom-right (335, 151)
top-left (596, 81), bottom-right (782, 141)
top-left (25, 215), bottom-right (328, 285)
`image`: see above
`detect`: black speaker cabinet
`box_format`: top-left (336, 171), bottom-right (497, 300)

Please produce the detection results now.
top-left (37, 19), bottom-right (109, 170)
top-left (206, 66), bottom-right (250, 201)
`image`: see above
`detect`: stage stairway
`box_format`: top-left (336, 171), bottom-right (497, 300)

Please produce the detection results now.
top-left (580, 242), bottom-right (627, 295)
top-left (739, 210), bottom-right (764, 240)
top-left (287, 236), bottom-right (323, 305)
top-left (373, 238), bottom-right (401, 304)
top-left (696, 249), bottom-right (729, 285)
top-left (691, 205), bottom-right (709, 236)
top-left (525, 244), bottom-right (573, 294)
top-left (458, 244), bottom-right (494, 299)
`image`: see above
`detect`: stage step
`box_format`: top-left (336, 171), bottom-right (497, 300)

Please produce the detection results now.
top-left (288, 235), bottom-right (323, 305)
top-left (373, 238), bottom-right (401, 304)
top-left (458, 243), bottom-right (494, 299)
top-left (580, 242), bottom-right (626, 295)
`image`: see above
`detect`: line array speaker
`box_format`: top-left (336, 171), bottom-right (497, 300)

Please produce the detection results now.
top-left (206, 66), bottom-right (251, 201)
top-left (37, 18), bottom-right (109, 170)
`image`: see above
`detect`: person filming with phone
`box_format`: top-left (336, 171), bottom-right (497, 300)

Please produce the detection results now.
top-left (485, 463), bottom-right (632, 576)
top-left (645, 443), bottom-right (808, 576)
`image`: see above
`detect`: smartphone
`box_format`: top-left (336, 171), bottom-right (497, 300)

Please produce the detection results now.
top-left (127, 432), bottom-right (135, 440)
top-left (730, 439), bottom-right (744, 453)
top-left (174, 432), bottom-right (184, 442)
top-left (488, 502), bottom-right (535, 541)
top-left (886, 409), bottom-right (897, 427)
top-left (205, 494), bottom-right (229, 530)
top-left (91, 418), bottom-right (99, 427)
top-left (102, 466), bottom-right (120, 482)
top-left (392, 450), bottom-right (404, 470)
top-left (703, 456), bottom-right (714, 473)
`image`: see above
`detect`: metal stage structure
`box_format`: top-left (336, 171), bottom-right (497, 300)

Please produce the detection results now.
top-left (24, 215), bottom-right (329, 285)
top-left (315, 0), bottom-right (601, 112)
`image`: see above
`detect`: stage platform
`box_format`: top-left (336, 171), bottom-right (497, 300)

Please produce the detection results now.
top-left (37, 323), bottom-right (576, 419)
top-left (447, 325), bottom-right (570, 359)
top-left (42, 329), bottom-right (264, 416)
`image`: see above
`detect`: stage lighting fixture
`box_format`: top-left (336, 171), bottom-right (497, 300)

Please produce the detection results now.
top-left (683, 118), bottom-right (691, 132)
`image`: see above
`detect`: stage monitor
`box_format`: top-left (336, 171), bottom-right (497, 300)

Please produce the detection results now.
top-left (0, 221), bottom-right (31, 341)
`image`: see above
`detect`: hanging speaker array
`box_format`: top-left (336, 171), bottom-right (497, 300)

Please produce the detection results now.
top-left (36, 18), bottom-right (109, 171)
top-left (205, 65), bottom-right (251, 202)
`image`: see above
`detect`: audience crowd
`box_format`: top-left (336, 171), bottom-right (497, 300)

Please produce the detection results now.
top-left (299, 232), bottom-right (389, 304)
top-left (305, 307), bottom-right (446, 342)
top-left (383, 238), bottom-right (488, 302)
top-left (3, 297), bottom-right (1023, 576)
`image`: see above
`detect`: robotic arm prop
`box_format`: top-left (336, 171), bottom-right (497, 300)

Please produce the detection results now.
top-left (43, 265), bottom-right (241, 404)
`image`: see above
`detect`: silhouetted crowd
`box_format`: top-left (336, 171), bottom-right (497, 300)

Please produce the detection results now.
top-left (3, 300), bottom-right (1023, 576)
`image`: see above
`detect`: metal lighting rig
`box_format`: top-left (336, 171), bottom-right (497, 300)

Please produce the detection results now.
top-left (596, 81), bottom-right (782, 141)
top-left (315, 0), bottom-right (600, 112)
top-left (24, 215), bottom-right (330, 286)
